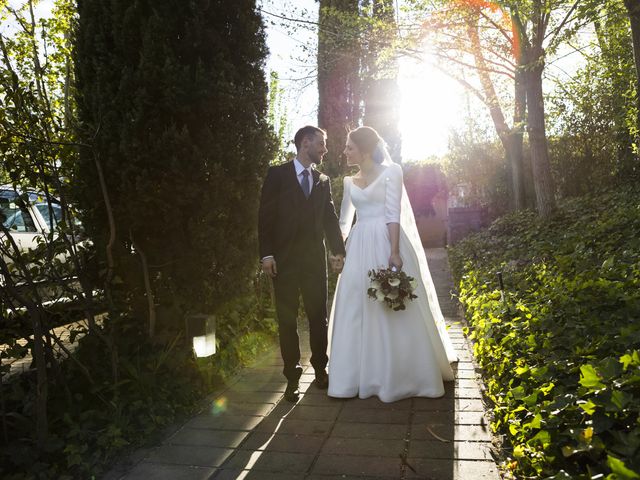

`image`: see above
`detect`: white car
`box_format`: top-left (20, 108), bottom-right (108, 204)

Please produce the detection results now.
top-left (0, 187), bottom-right (66, 254)
top-left (0, 186), bottom-right (89, 305)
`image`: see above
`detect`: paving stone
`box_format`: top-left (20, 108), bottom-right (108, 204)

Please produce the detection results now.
top-left (226, 381), bottom-right (287, 393)
top-left (412, 423), bottom-right (492, 442)
top-left (341, 396), bottom-right (413, 410)
top-left (246, 366), bottom-right (283, 375)
top-left (454, 355), bottom-right (474, 363)
top-left (307, 476), bottom-right (398, 480)
top-left (143, 445), bottom-right (233, 467)
top-left (239, 432), bottom-right (326, 453)
top-left (405, 458), bottom-right (500, 480)
top-left (122, 462), bottom-right (216, 480)
top-left (105, 249), bottom-right (500, 480)
top-left (321, 437), bottom-right (405, 457)
top-left (455, 378), bottom-right (483, 389)
top-left (284, 405), bottom-right (342, 421)
top-left (338, 407), bottom-right (411, 424)
top-left (412, 397), bottom-right (484, 412)
top-left (214, 470), bottom-right (305, 480)
top-left (331, 422), bottom-right (408, 439)
top-left (200, 400), bottom-right (276, 417)
top-left (297, 392), bottom-right (345, 406)
top-left (184, 414), bottom-right (264, 431)
top-left (254, 418), bottom-right (334, 436)
top-left (454, 362), bottom-right (476, 370)
top-left (412, 410), bottom-right (490, 426)
top-left (164, 428), bottom-right (249, 448)
top-left (222, 450), bottom-right (316, 473)
top-left (453, 387), bottom-right (483, 399)
top-left (239, 371), bottom-right (283, 383)
top-left (409, 440), bottom-right (494, 460)
top-left (217, 390), bottom-right (283, 405)
top-left (311, 454), bottom-right (403, 477)
top-left (455, 369), bottom-right (479, 379)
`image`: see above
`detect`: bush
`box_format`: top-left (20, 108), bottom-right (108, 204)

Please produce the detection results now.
top-left (449, 184), bottom-right (640, 479)
top-left (74, 0), bottom-right (276, 318)
top-left (0, 289), bottom-right (276, 479)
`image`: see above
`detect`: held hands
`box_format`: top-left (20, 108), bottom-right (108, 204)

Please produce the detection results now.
top-left (261, 257), bottom-right (277, 278)
top-left (330, 254), bottom-right (345, 273)
top-left (389, 252), bottom-right (403, 271)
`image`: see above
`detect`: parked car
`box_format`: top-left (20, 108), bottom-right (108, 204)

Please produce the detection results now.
top-left (0, 185), bottom-right (91, 308)
top-left (1, 187), bottom-right (59, 252)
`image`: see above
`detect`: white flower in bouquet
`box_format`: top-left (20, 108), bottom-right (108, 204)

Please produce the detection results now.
top-left (367, 267), bottom-right (418, 311)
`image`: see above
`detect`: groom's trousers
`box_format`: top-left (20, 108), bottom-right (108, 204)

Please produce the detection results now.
top-left (272, 257), bottom-right (329, 383)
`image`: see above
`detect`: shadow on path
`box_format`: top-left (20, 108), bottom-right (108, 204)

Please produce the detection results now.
top-left (107, 249), bottom-right (500, 480)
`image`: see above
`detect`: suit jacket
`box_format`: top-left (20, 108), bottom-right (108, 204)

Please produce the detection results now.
top-left (258, 161), bottom-right (345, 269)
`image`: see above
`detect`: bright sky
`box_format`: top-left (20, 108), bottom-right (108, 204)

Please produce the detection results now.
top-left (5, 0), bottom-right (585, 162)
top-left (260, 0), bottom-right (467, 162)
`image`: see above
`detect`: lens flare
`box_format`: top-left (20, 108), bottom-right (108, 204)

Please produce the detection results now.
top-left (211, 396), bottom-right (228, 415)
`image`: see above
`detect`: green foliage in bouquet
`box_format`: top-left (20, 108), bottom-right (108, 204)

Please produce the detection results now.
top-left (449, 184), bottom-right (640, 479)
top-left (368, 267), bottom-right (418, 311)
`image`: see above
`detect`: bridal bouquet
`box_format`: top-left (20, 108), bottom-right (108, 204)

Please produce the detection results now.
top-left (368, 267), bottom-right (418, 311)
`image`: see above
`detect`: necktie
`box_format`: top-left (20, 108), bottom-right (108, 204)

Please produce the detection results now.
top-left (301, 169), bottom-right (310, 199)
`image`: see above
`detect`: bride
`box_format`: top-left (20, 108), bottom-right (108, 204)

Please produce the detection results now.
top-left (327, 126), bottom-right (458, 403)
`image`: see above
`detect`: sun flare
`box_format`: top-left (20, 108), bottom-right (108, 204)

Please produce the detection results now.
top-left (398, 55), bottom-right (466, 162)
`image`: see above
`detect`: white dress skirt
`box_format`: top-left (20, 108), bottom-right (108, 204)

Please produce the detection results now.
top-left (328, 163), bottom-right (457, 403)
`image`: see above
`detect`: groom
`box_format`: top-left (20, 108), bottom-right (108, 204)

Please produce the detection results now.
top-left (258, 126), bottom-right (345, 402)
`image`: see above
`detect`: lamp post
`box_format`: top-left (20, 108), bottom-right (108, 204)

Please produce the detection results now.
top-left (185, 314), bottom-right (216, 358)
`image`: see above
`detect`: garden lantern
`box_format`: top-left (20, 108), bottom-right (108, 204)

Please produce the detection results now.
top-left (185, 314), bottom-right (216, 357)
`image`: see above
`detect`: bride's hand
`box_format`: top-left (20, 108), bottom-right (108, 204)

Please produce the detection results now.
top-left (389, 253), bottom-right (403, 271)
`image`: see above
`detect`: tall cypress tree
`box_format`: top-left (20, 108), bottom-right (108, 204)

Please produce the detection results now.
top-left (75, 0), bottom-right (275, 330)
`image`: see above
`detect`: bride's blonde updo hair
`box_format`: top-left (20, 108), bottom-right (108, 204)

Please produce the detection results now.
top-left (348, 126), bottom-right (385, 164)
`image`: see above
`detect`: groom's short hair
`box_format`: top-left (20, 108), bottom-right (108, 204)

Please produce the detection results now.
top-left (294, 126), bottom-right (326, 151)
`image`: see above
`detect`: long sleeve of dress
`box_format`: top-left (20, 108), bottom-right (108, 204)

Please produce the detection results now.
top-left (339, 176), bottom-right (356, 241)
top-left (384, 163), bottom-right (402, 225)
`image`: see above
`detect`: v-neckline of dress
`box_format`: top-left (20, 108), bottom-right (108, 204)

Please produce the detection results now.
top-left (350, 165), bottom-right (389, 192)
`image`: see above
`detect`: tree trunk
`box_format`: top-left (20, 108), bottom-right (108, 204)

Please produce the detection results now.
top-left (511, 36), bottom-right (527, 211)
top-left (624, 0), bottom-right (640, 155)
top-left (466, 11), bottom-right (525, 210)
top-left (526, 58), bottom-right (556, 217)
top-left (318, 0), bottom-right (361, 176)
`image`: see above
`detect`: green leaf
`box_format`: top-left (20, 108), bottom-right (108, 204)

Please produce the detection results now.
top-left (620, 351), bottom-right (640, 371)
top-left (579, 399), bottom-right (597, 415)
top-left (580, 364), bottom-right (605, 390)
top-left (602, 256), bottom-right (615, 270)
top-left (528, 429), bottom-right (551, 448)
top-left (610, 390), bottom-right (632, 411)
top-left (607, 455), bottom-right (640, 479)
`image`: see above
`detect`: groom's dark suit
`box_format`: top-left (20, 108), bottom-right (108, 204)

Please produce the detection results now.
top-left (258, 160), bottom-right (345, 383)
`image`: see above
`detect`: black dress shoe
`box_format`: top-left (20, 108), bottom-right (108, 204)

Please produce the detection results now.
top-left (284, 382), bottom-right (300, 402)
top-left (315, 371), bottom-right (329, 389)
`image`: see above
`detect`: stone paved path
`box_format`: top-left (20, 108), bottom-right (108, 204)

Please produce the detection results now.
top-left (106, 249), bottom-right (500, 480)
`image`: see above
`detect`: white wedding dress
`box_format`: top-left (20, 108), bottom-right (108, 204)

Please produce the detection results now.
top-left (327, 162), bottom-right (457, 403)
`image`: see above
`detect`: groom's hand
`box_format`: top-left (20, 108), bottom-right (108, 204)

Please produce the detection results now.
top-left (261, 257), bottom-right (277, 278)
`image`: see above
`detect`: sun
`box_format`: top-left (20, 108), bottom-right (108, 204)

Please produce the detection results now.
top-left (398, 55), bottom-right (466, 162)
